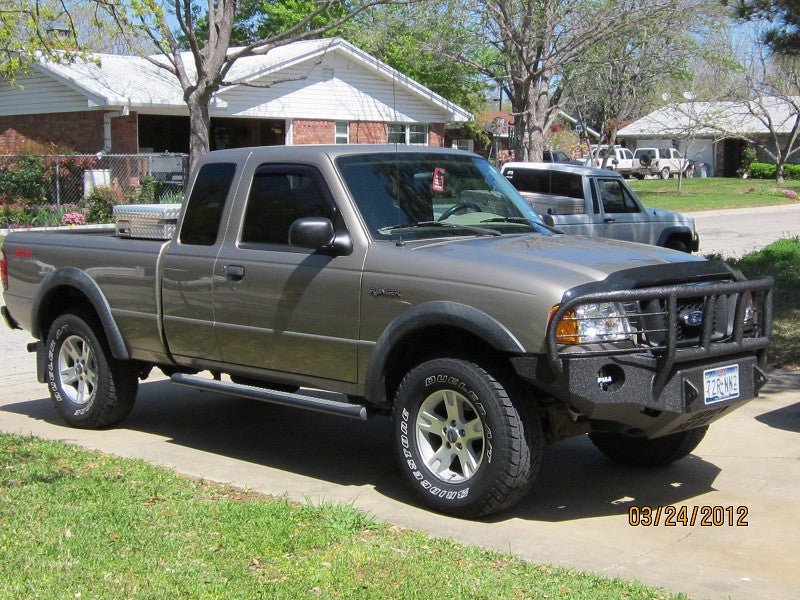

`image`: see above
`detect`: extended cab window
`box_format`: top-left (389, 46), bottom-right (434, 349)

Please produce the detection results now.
top-left (241, 166), bottom-right (335, 246)
top-left (180, 162), bottom-right (236, 246)
top-left (550, 172), bottom-right (584, 199)
top-left (504, 168), bottom-right (549, 194)
top-left (598, 179), bottom-right (641, 213)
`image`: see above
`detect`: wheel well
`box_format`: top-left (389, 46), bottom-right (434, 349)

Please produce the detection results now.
top-left (381, 325), bottom-right (508, 406)
top-left (664, 233), bottom-right (691, 250)
top-left (38, 285), bottom-right (102, 340)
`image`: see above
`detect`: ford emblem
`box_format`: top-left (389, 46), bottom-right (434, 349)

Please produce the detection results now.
top-left (682, 310), bottom-right (704, 327)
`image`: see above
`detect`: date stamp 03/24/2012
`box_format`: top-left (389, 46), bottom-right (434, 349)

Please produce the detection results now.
top-left (628, 505), bottom-right (749, 527)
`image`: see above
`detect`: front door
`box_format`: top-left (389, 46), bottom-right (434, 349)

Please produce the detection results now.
top-left (596, 177), bottom-right (649, 244)
top-left (213, 162), bottom-right (362, 383)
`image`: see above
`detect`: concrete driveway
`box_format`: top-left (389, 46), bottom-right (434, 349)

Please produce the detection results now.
top-left (1, 205), bottom-right (799, 599)
top-left (1, 322), bottom-right (798, 600)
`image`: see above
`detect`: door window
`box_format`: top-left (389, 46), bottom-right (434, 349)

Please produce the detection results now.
top-left (240, 167), bottom-right (337, 247)
top-left (598, 179), bottom-right (641, 213)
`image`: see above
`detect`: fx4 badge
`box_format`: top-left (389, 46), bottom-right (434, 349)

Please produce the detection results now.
top-left (370, 288), bottom-right (401, 298)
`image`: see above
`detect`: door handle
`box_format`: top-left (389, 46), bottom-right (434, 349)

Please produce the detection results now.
top-left (604, 217), bottom-right (616, 223)
top-left (224, 264), bottom-right (245, 281)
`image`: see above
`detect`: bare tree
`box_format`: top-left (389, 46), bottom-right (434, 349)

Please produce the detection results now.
top-left (99, 1), bottom-right (393, 168)
top-left (442, 0), bottom-right (701, 162)
top-left (563, 3), bottom-right (717, 169)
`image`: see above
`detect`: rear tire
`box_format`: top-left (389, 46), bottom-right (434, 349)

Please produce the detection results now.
top-left (660, 167), bottom-right (671, 179)
top-left (589, 426), bottom-right (708, 467)
top-left (665, 238), bottom-right (690, 253)
top-left (45, 312), bottom-right (138, 428)
top-left (392, 358), bottom-right (542, 518)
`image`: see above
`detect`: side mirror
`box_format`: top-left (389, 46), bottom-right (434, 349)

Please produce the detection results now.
top-left (288, 217), bottom-right (352, 255)
top-left (543, 213), bottom-right (556, 227)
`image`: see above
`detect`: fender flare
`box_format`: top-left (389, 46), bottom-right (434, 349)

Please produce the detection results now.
top-left (657, 226), bottom-right (693, 249)
top-left (364, 301), bottom-right (526, 405)
top-left (31, 267), bottom-right (131, 360)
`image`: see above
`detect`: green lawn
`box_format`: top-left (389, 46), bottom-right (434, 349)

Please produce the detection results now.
top-left (629, 177), bottom-right (800, 212)
top-left (715, 237), bottom-right (800, 368)
top-left (0, 433), bottom-right (683, 600)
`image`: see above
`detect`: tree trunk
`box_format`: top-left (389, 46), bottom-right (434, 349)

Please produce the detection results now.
top-left (187, 91), bottom-right (212, 173)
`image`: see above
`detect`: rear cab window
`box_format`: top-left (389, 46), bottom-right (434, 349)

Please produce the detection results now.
top-left (180, 163), bottom-right (237, 246)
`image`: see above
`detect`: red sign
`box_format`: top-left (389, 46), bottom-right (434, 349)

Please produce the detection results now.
top-left (432, 167), bottom-right (446, 192)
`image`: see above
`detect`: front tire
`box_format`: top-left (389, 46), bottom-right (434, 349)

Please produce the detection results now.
top-left (660, 167), bottom-right (671, 179)
top-left (392, 358), bottom-right (542, 518)
top-left (664, 238), bottom-right (690, 253)
top-left (45, 312), bottom-right (138, 428)
top-left (588, 426), bottom-right (708, 467)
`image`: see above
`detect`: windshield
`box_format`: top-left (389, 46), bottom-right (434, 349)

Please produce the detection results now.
top-left (336, 153), bottom-right (550, 241)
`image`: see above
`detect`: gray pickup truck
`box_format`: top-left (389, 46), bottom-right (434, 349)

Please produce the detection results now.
top-left (501, 162), bottom-right (700, 252)
top-left (1, 146), bottom-right (772, 518)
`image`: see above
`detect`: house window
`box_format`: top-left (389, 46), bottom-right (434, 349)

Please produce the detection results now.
top-left (388, 123), bottom-right (428, 145)
top-left (453, 139), bottom-right (474, 152)
top-left (335, 121), bottom-right (349, 144)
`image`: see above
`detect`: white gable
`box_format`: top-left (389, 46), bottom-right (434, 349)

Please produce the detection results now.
top-left (0, 72), bottom-right (93, 116)
top-left (219, 52), bottom-right (457, 123)
top-left (4, 38), bottom-right (470, 123)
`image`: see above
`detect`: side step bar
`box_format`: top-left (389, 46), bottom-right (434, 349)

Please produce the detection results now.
top-left (170, 373), bottom-right (368, 421)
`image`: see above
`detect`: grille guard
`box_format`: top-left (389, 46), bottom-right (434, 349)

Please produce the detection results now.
top-left (546, 277), bottom-right (774, 397)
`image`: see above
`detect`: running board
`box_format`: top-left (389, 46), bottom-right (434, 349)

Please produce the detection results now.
top-left (170, 373), bottom-right (368, 421)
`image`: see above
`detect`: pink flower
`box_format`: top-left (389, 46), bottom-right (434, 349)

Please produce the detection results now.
top-left (61, 211), bottom-right (86, 226)
top-left (783, 189), bottom-right (798, 200)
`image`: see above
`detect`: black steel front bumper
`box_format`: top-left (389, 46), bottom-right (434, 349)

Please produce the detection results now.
top-left (513, 276), bottom-right (773, 438)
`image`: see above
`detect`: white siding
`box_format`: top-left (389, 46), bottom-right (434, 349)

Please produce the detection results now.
top-left (218, 53), bottom-right (453, 123)
top-left (0, 73), bottom-right (90, 116)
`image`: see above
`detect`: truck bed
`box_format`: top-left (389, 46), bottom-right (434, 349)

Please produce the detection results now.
top-left (3, 226), bottom-right (169, 362)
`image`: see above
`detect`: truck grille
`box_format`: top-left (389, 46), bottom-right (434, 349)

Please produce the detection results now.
top-left (547, 277), bottom-right (773, 393)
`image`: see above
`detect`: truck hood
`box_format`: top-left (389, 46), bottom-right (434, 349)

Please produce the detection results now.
top-left (371, 232), bottom-right (717, 299)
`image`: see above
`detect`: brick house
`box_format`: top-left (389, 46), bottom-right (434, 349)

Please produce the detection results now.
top-left (0, 38), bottom-right (471, 155)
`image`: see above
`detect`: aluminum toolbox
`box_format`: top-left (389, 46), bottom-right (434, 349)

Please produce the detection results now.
top-left (113, 203), bottom-right (182, 240)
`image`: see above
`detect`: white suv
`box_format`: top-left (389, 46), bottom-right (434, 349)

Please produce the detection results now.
top-left (632, 147), bottom-right (691, 179)
top-left (583, 145), bottom-right (636, 177)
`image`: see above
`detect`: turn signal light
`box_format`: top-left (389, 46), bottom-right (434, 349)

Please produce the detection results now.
top-left (549, 305), bottom-right (579, 344)
top-left (1, 248), bottom-right (7, 291)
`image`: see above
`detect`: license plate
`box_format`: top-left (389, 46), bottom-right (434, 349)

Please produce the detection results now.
top-left (703, 364), bottom-right (740, 404)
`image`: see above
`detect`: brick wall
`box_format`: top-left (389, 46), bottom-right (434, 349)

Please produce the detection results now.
top-left (0, 110), bottom-right (106, 153)
top-left (428, 123), bottom-right (445, 147)
top-left (350, 122), bottom-right (387, 144)
top-left (293, 119), bottom-right (335, 145)
top-left (111, 112), bottom-right (139, 154)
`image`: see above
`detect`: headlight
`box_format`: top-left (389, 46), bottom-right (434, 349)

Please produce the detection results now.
top-left (550, 302), bottom-right (632, 344)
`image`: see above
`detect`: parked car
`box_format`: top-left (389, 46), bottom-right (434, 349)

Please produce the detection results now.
top-left (583, 145), bottom-right (636, 177)
top-left (542, 149), bottom-right (584, 165)
top-left (2, 146), bottom-right (770, 518)
top-left (501, 162), bottom-right (700, 252)
top-left (632, 147), bottom-right (692, 179)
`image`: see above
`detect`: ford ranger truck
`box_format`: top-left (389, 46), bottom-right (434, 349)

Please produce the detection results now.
top-left (1, 145), bottom-right (772, 518)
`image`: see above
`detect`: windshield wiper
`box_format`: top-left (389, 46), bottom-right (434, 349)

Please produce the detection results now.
top-left (379, 221), bottom-right (501, 237)
top-left (479, 217), bottom-right (531, 224)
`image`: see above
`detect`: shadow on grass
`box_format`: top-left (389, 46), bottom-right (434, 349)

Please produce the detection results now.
top-left (3, 379), bottom-right (721, 523)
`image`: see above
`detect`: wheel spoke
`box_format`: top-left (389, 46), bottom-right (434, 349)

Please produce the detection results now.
top-left (458, 446), bottom-right (480, 478)
top-left (428, 446), bottom-right (454, 477)
top-left (62, 338), bottom-right (80, 361)
top-left (76, 380), bottom-right (88, 404)
top-left (417, 409), bottom-right (446, 437)
top-left (60, 367), bottom-right (79, 385)
top-left (80, 343), bottom-right (92, 363)
top-left (462, 417), bottom-right (484, 443)
top-left (86, 369), bottom-right (98, 389)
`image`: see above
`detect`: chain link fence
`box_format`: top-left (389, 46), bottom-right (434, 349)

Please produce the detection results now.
top-left (0, 153), bottom-right (189, 207)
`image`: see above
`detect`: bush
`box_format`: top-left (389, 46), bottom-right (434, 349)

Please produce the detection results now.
top-left (747, 162), bottom-right (776, 179)
top-left (61, 211), bottom-right (86, 226)
top-left (747, 162), bottom-right (800, 180)
top-left (0, 154), bottom-right (49, 205)
top-left (732, 237), bottom-right (800, 287)
top-left (81, 186), bottom-right (127, 224)
top-left (741, 146), bottom-right (757, 170)
top-left (0, 203), bottom-right (80, 228)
